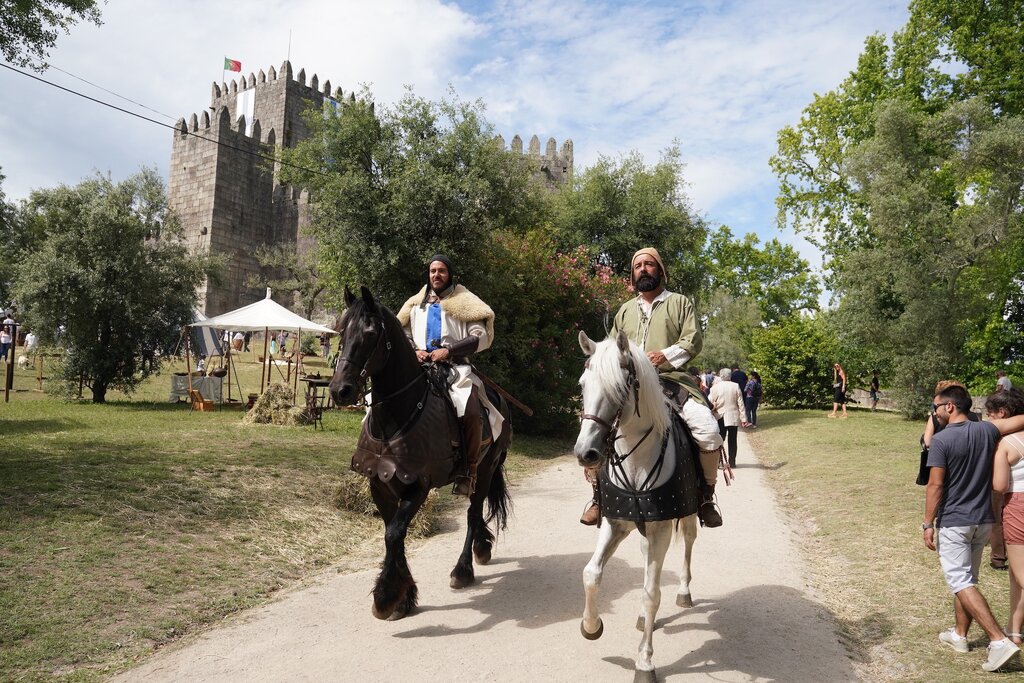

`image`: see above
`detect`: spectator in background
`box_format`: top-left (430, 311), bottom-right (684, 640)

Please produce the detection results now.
top-left (24, 329), bottom-right (38, 354)
top-left (744, 371), bottom-right (763, 428)
top-left (828, 362), bottom-right (848, 418)
top-left (243, 331), bottom-right (251, 352)
top-left (997, 371), bottom-right (1013, 393)
top-left (710, 367), bottom-right (746, 468)
top-left (990, 389), bottom-right (1024, 646)
top-left (0, 325), bottom-right (12, 362)
top-left (321, 333), bottom-right (331, 359)
top-left (731, 364), bottom-right (748, 394)
top-left (924, 384), bottom-right (1024, 671)
top-left (870, 370), bottom-right (881, 411)
top-left (703, 368), bottom-right (715, 399)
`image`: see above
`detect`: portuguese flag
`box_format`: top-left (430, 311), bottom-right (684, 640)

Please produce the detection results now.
top-left (224, 57), bottom-right (242, 72)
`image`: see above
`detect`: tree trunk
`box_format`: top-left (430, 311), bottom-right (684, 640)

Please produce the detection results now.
top-left (91, 380), bottom-right (107, 403)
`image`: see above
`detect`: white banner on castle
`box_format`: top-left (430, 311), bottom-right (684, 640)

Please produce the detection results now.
top-left (237, 87), bottom-right (256, 136)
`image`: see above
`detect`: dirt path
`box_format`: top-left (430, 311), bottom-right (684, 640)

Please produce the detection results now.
top-left (114, 432), bottom-right (856, 682)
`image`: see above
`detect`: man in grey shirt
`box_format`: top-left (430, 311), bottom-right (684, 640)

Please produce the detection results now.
top-left (924, 384), bottom-right (1024, 671)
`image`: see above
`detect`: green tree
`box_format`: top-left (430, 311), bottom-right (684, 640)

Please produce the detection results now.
top-left (12, 169), bottom-right (212, 402)
top-left (278, 87), bottom-right (547, 311)
top-left (748, 315), bottom-right (838, 408)
top-left (699, 290), bottom-right (761, 371)
top-left (704, 225), bottom-right (820, 324)
top-left (246, 243), bottom-right (326, 321)
top-left (835, 99), bottom-right (1024, 414)
top-left (1, 0), bottom-right (103, 70)
top-left (549, 146), bottom-right (708, 298)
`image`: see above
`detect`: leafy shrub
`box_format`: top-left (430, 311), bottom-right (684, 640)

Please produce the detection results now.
top-left (749, 315), bottom-right (838, 408)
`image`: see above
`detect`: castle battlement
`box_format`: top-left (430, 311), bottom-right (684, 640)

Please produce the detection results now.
top-left (169, 61), bottom-right (573, 316)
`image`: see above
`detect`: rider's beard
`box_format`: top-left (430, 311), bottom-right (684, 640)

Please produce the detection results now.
top-left (635, 272), bottom-right (661, 292)
top-left (431, 276), bottom-right (450, 294)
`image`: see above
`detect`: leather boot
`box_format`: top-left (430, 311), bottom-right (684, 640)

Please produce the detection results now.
top-left (580, 476), bottom-right (600, 525)
top-left (699, 484), bottom-right (723, 528)
top-left (453, 395), bottom-right (482, 497)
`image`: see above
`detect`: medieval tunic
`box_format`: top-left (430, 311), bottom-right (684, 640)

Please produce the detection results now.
top-left (397, 285), bottom-right (504, 439)
top-left (612, 290), bottom-right (704, 402)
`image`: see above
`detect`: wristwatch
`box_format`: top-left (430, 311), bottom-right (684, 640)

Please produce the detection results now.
top-left (921, 522), bottom-right (934, 530)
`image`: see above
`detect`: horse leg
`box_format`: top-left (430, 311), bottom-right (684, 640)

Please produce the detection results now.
top-left (450, 493), bottom-right (484, 588)
top-left (581, 520), bottom-right (631, 640)
top-left (675, 514), bottom-right (698, 608)
top-left (634, 522), bottom-right (672, 683)
top-left (372, 486), bottom-right (428, 620)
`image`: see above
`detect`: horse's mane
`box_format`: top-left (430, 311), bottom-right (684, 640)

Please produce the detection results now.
top-left (589, 336), bottom-right (670, 435)
top-left (339, 296), bottom-right (401, 335)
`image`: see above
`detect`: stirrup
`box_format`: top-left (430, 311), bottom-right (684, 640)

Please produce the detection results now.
top-left (580, 500), bottom-right (600, 526)
top-left (698, 497), bottom-right (723, 528)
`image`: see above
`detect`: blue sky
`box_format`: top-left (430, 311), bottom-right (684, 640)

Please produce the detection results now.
top-left (0, 0), bottom-right (909, 272)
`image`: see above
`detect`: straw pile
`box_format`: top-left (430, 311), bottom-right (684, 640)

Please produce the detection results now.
top-left (242, 383), bottom-right (315, 426)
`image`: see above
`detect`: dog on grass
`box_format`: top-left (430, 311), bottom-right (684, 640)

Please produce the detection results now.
top-left (16, 355), bottom-right (30, 369)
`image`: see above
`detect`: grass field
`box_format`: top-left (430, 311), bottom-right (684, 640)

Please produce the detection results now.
top-left (0, 355), bottom-right (568, 682)
top-left (748, 408), bottom-right (1023, 681)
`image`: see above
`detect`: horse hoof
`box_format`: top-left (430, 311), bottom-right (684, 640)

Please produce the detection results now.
top-left (676, 593), bottom-right (693, 608)
top-left (633, 668), bottom-right (657, 683)
top-left (450, 574), bottom-right (475, 589)
top-left (473, 547), bottom-right (492, 565)
top-left (581, 618), bottom-right (603, 640)
top-left (635, 615), bottom-right (645, 631)
top-left (371, 603), bottom-right (394, 621)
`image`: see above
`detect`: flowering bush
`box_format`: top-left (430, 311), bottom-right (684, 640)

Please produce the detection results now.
top-left (471, 230), bottom-right (626, 434)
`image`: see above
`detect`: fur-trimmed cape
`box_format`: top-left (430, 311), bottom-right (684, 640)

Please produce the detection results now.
top-left (396, 285), bottom-right (495, 341)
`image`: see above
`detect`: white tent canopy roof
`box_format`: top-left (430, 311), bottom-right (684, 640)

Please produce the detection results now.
top-left (191, 289), bottom-right (336, 334)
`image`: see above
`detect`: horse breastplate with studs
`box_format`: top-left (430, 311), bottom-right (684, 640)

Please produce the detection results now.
top-left (597, 415), bottom-right (701, 523)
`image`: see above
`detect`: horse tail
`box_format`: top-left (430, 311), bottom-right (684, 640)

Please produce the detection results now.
top-left (485, 459), bottom-right (512, 532)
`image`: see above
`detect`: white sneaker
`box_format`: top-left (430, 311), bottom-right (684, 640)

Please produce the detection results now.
top-left (982, 638), bottom-right (1020, 672)
top-left (939, 628), bottom-right (969, 653)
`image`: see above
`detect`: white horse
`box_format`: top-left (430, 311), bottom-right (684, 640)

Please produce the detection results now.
top-left (575, 330), bottom-right (700, 683)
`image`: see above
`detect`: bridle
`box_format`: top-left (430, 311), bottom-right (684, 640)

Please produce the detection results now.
top-left (335, 315), bottom-right (425, 409)
top-left (580, 352), bottom-right (656, 474)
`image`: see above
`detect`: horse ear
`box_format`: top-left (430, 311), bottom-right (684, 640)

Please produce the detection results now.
top-left (343, 286), bottom-right (355, 307)
top-left (360, 286), bottom-right (375, 307)
top-left (578, 331), bottom-right (596, 355)
top-left (616, 330), bottom-right (630, 354)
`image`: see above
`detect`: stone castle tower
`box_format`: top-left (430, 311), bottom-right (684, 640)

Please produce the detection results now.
top-left (169, 61), bottom-right (574, 315)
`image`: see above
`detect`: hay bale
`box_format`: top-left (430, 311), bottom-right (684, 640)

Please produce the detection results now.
top-left (332, 470), bottom-right (441, 538)
top-left (242, 384), bottom-right (315, 426)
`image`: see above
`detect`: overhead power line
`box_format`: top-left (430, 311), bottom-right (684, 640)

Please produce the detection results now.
top-left (0, 61), bottom-right (329, 178)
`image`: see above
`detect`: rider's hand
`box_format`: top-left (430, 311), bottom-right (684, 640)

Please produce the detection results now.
top-left (430, 348), bottom-right (450, 362)
top-left (415, 349), bottom-right (431, 363)
top-left (646, 350), bottom-right (667, 367)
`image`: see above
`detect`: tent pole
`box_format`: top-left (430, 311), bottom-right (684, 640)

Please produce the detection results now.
top-left (185, 326), bottom-right (193, 395)
top-left (261, 327), bottom-right (269, 393)
top-left (225, 343), bottom-right (231, 404)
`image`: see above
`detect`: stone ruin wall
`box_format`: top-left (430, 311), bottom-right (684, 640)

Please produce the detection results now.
top-left (169, 61), bottom-right (574, 316)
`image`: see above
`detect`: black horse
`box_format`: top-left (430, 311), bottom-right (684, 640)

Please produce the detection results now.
top-left (330, 286), bottom-right (513, 620)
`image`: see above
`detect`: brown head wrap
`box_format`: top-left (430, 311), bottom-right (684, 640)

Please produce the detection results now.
top-left (631, 247), bottom-right (668, 285)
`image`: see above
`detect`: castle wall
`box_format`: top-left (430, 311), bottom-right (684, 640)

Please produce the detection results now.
top-left (169, 61), bottom-right (574, 316)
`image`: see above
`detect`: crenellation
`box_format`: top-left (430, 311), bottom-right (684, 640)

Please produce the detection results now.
top-left (172, 61), bottom-right (570, 315)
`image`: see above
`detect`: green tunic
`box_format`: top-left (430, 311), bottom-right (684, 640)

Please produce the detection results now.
top-left (612, 291), bottom-right (704, 402)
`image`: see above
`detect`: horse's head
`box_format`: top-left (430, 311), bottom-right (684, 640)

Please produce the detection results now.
top-left (330, 286), bottom-right (389, 406)
top-left (574, 330), bottom-right (668, 470)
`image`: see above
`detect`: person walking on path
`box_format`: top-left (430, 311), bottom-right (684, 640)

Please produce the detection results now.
top-left (710, 368), bottom-right (746, 468)
top-left (744, 371), bottom-right (762, 428)
top-left (828, 363), bottom-right (848, 418)
top-left (924, 384), bottom-right (1024, 672)
top-left (988, 389), bottom-right (1024, 642)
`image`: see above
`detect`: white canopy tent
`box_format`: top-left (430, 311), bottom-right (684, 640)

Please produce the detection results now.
top-left (190, 289), bottom-right (338, 397)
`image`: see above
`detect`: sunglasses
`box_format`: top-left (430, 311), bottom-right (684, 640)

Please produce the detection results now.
top-left (932, 401), bottom-right (951, 412)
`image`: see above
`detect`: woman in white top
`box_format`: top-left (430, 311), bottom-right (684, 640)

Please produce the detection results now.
top-left (709, 368), bottom-right (746, 468)
top-left (991, 389), bottom-right (1024, 645)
